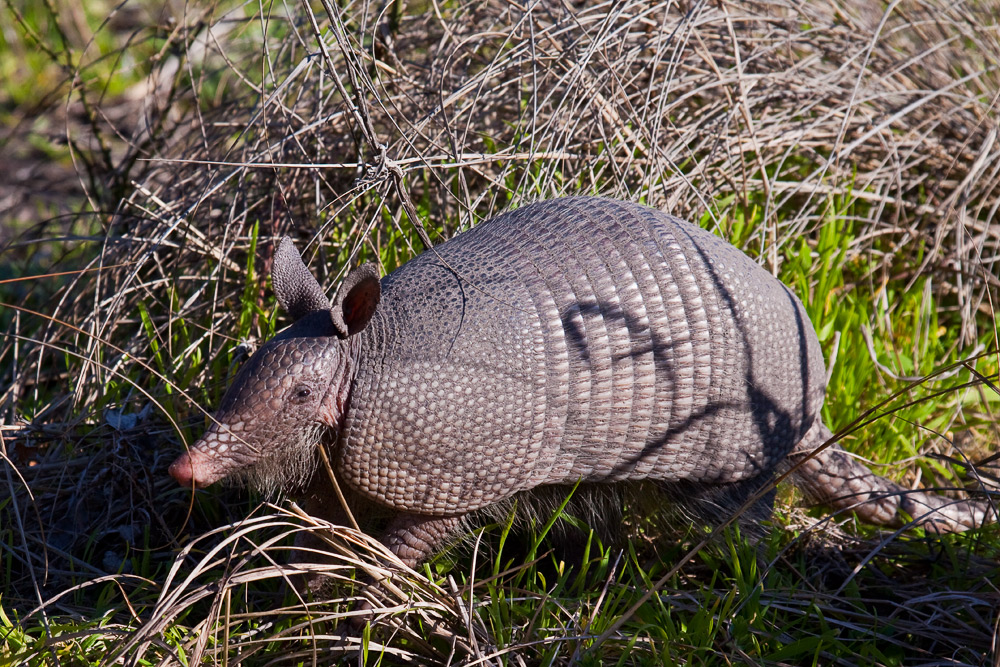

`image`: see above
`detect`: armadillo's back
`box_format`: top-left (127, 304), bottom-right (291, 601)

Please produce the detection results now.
top-left (339, 197), bottom-right (827, 515)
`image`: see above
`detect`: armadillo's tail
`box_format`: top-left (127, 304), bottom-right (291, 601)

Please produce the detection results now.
top-left (783, 422), bottom-right (996, 532)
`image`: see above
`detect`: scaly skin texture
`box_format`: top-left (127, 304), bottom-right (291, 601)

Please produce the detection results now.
top-left (169, 197), bottom-right (993, 572)
top-left (341, 197), bottom-right (825, 511)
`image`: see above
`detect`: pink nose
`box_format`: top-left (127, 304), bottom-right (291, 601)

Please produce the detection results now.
top-left (169, 452), bottom-right (216, 488)
top-left (168, 453), bottom-right (195, 486)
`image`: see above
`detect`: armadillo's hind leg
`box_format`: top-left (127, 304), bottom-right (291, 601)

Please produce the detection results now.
top-left (381, 513), bottom-right (464, 568)
top-left (785, 421), bottom-right (995, 532)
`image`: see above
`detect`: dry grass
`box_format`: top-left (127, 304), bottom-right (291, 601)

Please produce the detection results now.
top-left (3, 0), bottom-right (1000, 663)
top-left (11, 0), bottom-right (1000, 403)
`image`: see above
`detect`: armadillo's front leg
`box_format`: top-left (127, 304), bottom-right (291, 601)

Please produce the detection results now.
top-left (344, 513), bottom-right (463, 628)
top-left (288, 473), bottom-right (363, 594)
top-left (381, 513), bottom-right (463, 568)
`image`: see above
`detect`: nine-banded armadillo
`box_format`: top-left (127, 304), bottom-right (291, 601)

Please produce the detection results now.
top-left (168, 197), bottom-right (991, 570)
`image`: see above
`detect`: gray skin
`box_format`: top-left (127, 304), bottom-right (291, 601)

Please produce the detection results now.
top-left (169, 197), bottom-right (992, 573)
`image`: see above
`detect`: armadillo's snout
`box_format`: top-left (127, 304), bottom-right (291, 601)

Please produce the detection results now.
top-left (168, 446), bottom-right (226, 488)
top-left (168, 452), bottom-right (198, 487)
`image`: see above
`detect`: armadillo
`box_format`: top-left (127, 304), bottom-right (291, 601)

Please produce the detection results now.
top-left (168, 197), bottom-right (991, 568)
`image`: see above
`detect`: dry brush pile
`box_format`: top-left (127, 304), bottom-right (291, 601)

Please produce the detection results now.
top-left (3, 0), bottom-right (1000, 663)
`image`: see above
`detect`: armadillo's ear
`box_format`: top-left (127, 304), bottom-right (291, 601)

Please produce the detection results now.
top-left (271, 237), bottom-right (332, 321)
top-left (331, 263), bottom-right (380, 338)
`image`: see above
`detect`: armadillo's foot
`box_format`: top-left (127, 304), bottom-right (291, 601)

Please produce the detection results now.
top-left (787, 422), bottom-right (996, 532)
top-left (381, 513), bottom-right (464, 568)
top-left (343, 513), bottom-right (464, 629)
top-left (285, 528), bottom-right (343, 598)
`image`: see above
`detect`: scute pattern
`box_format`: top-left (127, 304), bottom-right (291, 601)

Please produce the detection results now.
top-left (338, 197), bottom-right (826, 515)
top-left (212, 337), bottom-right (341, 443)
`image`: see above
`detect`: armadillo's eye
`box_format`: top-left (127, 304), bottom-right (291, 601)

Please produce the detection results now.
top-left (291, 385), bottom-right (312, 403)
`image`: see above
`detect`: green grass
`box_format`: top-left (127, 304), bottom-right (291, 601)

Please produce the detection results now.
top-left (5, 175), bottom-right (999, 664)
top-left (8, 183), bottom-right (990, 666)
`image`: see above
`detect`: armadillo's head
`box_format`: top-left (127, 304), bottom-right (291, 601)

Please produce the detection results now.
top-left (167, 327), bottom-right (350, 492)
top-left (168, 237), bottom-right (380, 494)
